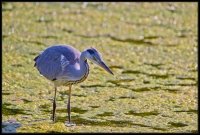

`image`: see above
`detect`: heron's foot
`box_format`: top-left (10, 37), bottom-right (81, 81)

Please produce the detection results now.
top-left (50, 115), bottom-right (57, 123)
top-left (65, 121), bottom-right (76, 127)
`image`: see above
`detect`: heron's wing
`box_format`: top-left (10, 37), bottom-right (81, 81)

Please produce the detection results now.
top-left (34, 46), bottom-right (79, 81)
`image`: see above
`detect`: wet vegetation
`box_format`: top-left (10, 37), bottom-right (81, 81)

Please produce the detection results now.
top-left (2, 2), bottom-right (197, 133)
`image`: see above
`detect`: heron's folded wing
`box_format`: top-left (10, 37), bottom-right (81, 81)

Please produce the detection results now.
top-left (35, 50), bottom-right (70, 81)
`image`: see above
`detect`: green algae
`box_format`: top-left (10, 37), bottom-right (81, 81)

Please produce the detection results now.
top-left (96, 112), bottom-right (114, 117)
top-left (2, 2), bottom-right (197, 133)
top-left (125, 111), bottom-right (159, 117)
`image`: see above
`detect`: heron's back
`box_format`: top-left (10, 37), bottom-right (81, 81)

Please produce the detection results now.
top-left (34, 45), bottom-right (82, 82)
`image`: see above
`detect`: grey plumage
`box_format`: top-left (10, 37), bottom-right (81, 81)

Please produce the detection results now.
top-left (34, 45), bottom-right (83, 82)
top-left (34, 44), bottom-right (113, 126)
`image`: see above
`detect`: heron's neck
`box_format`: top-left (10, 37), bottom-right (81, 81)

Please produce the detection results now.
top-left (79, 51), bottom-right (89, 74)
top-left (80, 51), bottom-right (88, 64)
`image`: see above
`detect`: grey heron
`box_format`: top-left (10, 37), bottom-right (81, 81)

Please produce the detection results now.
top-left (34, 45), bottom-right (113, 126)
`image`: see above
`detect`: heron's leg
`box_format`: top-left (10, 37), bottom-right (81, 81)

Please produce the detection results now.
top-left (68, 85), bottom-right (72, 123)
top-left (65, 85), bottom-right (76, 127)
top-left (52, 86), bottom-right (57, 122)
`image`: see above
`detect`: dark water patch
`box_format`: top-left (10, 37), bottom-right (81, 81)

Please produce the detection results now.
top-left (125, 110), bottom-right (159, 117)
top-left (56, 108), bottom-right (66, 113)
top-left (118, 96), bottom-right (135, 99)
top-left (107, 120), bottom-right (134, 127)
top-left (144, 36), bottom-right (161, 39)
top-left (151, 127), bottom-right (167, 131)
top-left (148, 73), bottom-right (170, 79)
top-left (163, 88), bottom-right (180, 93)
top-left (75, 34), bottom-right (157, 46)
top-left (163, 83), bottom-right (197, 86)
top-left (110, 65), bottom-right (124, 69)
top-left (107, 97), bottom-right (115, 101)
top-left (75, 34), bottom-right (100, 38)
top-left (177, 33), bottom-right (187, 38)
top-left (188, 69), bottom-right (197, 72)
top-left (41, 109), bottom-right (51, 113)
top-left (131, 87), bottom-right (151, 92)
top-left (2, 92), bottom-right (12, 95)
top-left (59, 91), bottom-right (68, 95)
top-left (174, 105), bottom-right (181, 108)
top-left (90, 105), bottom-right (100, 108)
top-left (75, 34), bottom-right (110, 38)
top-left (176, 76), bottom-right (196, 81)
top-left (190, 130), bottom-right (198, 133)
top-left (174, 109), bottom-right (197, 114)
top-left (107, 80), bottom-right (119, 85)
top-left (80, 84), bottom-right (106, 88)
top-left (72, 117), bottom-right (134, 127)
top-left (29, 52), bottom-right (38, 56)
top-left (179, 83), bottom-right (197, 86)
top-left (115, 78), bottom-right (135, 82)
top-left (132, 123), bottom-right (150, 127)
top-left (144, 62), bottom-right (163, 69)
top-left (106, 94), bottom-right (136, 101)
top-left (2, 103), bottom-right (29, 116)
top-left (56, 107), bottom-right (88, 114)
top-left (107, 78), bottom-right (135, 85)
top-left (11, 64), bottom-right (23, 67)
top-left (161, 114), bottom-right (172, 118)
top-left (72, 94), bottom-right (87, 97)
top-left (176, 29), bottom-right (192, 38)
top-left (28, 41), bottom-right (46, 46)
top-left (125, 21), bottom-right (143, 26)
top-left (109, 36), bottom-right (157, 46)
top-left (21, 98), bottom-right (32, 103)
top-left (168, 122), bottom-right (188, 127)
top-left (31, 118), bottom-right (50, 123)
top-left (57, 115), bottom-right (164, 129)
top-left (131, 86), bottom-right (161, 92)
top-left (3, 34), bottom-right (9, 39)
top-left (122, 70), bottom-right (142, 74)
top-left (62, 28), bottom-right (74, 33)
top-left (2, 103), bottom-right (12, 106)
top-left (58, 95), bottom-right (65, 101)
top-left (164, 43), bottom-right (179, 47)
top-left (39, 35), bottom-right (58, 39)
top-left (52, 107), bottom-right (88, 114)
top-left (127, 21), bottom-right (178, 36)
top-left (39, 104), bottom-right (51, 113)
top-left (122, 70), bottom-right (169, 79)
top-left (72, 107), bottom-right (88, 114)
top-left (143, 80), bottom-right (150, 84)
top-left (22, 40), bottom-right (46, 46)
top-left (96, 112), bottom-right (114, 117)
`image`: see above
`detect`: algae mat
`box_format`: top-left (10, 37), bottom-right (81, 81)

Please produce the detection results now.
top-left (2, 2), bottom-right (198, 133)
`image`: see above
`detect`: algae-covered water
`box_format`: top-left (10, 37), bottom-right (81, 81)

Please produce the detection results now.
top-left (2, 2), bottom-right (198, 133)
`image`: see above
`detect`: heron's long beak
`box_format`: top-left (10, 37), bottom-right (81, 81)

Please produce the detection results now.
top-left (98, 61), bottom-right (114, 75)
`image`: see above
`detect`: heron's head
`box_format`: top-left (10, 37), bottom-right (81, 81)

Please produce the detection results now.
top-left (85, 48), bottom-right (113, 75)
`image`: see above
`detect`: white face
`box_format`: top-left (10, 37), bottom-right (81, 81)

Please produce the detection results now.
top-left (85, 49), bottom-right (103, 65)
top-left (85, 48), bottom-right (113, 75)
top-left (86, 52), bottom-right (101, 65)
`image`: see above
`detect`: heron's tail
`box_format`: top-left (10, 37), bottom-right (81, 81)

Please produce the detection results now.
top-left (33, 55), bottom-right (40, 67)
